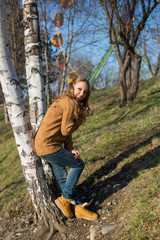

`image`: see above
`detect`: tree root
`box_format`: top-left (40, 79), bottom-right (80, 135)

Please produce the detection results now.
top-left (37, 200), bottom-right (67, 240)
top-left (3, 226), bottom-right (35, 240)
top-left (45, 223), bottom-right (56, 240)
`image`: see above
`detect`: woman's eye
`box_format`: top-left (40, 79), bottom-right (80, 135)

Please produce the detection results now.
top-left (78, 88), bottom-right (82, 91)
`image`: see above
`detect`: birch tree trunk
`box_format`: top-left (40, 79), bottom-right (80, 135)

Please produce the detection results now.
top-left (22, 0), bottom-right (46, 133)
top-left (23, 0), bottom-right (59, 192)
top-left (0, 1), bottom-right (66, 239)
top-left (39, 0), bottom-right (51, 108)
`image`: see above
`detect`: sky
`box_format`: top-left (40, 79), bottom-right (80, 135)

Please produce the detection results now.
top-left (37, 0), bottom-right (160, 88)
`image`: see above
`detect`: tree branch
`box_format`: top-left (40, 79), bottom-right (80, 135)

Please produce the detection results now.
top-left (157, 27), bottom-right (160, 44)
top-left (119, 31), bottom-right (135, 56)
top-left (99, 0), bottom-right (123, 64)
top-left (133, 1), bottom-right (159, 47)
top-left (155, 52), bottom-right (160, 76)
top-left (147, 0), bottom-right (151, 12)
top-left (111, 1), bottom-right (136, 55)
top-left (109, 9), bottom-right (113, 43)
top-left (143, 42), bottom-right (153, 76)
top-left (141, 0), bottom-right (146, 15)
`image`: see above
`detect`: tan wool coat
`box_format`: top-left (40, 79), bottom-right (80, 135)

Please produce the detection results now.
top-left (35, 95), bottom-right (83, 156)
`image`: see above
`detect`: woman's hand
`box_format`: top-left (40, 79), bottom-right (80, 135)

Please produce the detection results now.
top-left (71, 149), bottom-right (80, 159)
top-left (82, 107), bottom-right (90, 118)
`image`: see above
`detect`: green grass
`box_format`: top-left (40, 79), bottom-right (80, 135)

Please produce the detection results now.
top-left (123, 166), bottom-right (160, 240)
top-left (0, 76), bottom-right (160, 239)
top-left (0, 109), bottom-right (26, 210)
top-left (73, 77), bottom-right (160, 164)
top-left (75, 76), bottom-right (160, 239)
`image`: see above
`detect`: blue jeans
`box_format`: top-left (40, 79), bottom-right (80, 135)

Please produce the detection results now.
top-left (40, 148), bottom-right (85, 204)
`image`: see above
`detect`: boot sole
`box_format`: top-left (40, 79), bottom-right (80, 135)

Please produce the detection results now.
top-left (55, 199), bottom-right (73, 218)
top-left (76, 215), bottom-right (98, 221)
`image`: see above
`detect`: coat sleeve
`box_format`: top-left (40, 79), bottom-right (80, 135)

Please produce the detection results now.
top-left (61, 98), bottom-right (83, 136)
top-left (64, 135), bottom-right (73, 152)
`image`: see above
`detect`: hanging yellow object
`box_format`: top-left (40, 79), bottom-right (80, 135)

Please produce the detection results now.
top-left (51, 33), bottom-right (64, 47)
top-left (61, 0), bottom-right (73, 9)
top-left (56, 52), bottom-right (65, 67)
top-left (53, 12), bottom-right (65, 27)
top-left (67, 70), bottom-right (78, 83)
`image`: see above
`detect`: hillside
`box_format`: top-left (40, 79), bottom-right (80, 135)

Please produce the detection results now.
top-left (0, 76), bottom-right (160, 240)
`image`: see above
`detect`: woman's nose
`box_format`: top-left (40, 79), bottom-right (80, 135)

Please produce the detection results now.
top-left (80, 91), bottom-right (84, 96)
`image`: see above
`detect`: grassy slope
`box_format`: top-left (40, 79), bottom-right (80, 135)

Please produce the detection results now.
top-left (0, 76), bottom-right (160, 239)
top-left (0, 110), bottom-right (26, 209)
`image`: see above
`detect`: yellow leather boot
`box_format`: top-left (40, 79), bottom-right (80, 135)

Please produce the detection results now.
top-left (75, 205), bottom-right (98, 220)
top-left (55, 195), bottom-right (73, 218)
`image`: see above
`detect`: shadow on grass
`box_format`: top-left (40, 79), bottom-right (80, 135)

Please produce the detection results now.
top-left (0, 179), bottom-right (25, 193)
top-left (77, 131), bottom-right (160, 210)
top-left (0, 179), bottom-right (26, 209)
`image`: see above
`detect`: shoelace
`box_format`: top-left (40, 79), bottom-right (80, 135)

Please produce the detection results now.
top-left (60, 199), bottom-right (72, 214)
top-left (60, 198), bottom-right (71, 205)
top-left (78, 206), bottom-right (95, 215)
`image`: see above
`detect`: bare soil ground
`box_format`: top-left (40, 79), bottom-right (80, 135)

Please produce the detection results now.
top-left (0, 156), bottom-right (135, 240)
top-left (1, 129), bottom-right (160, 240)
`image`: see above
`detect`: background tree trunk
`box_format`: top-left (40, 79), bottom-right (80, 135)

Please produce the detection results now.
top-left (118, 70), bottom-right (127, 104)
top-left (118, 55), bottom-right (131, 104)
top-left (144, 42), bottom-right (160, 77)
top-left (119, 54), bottom-right (141, 104)
top-left (39, 0), bottom-right (51, 108)
top-left (127, 54), bottom-right (141, 101)
top-left (126, 62), bottom-right (132, 89)
top-left (7, 0), bottom-right (25, 81)
top-left (4, 101), bottom-right (9, 123)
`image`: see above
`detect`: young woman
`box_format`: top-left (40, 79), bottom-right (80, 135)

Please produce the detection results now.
top-left (35, 76), bottom-right (98, 221)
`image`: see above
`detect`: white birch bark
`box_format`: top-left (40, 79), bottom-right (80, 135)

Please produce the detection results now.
top-left (22, 0), bottom-right (57, 184)
top-left (0, 1), bottom-right (65, 238)
top-left (22, 0), bottom-right (46, 133)
top-left (0, 0), bottom-right (39, 211)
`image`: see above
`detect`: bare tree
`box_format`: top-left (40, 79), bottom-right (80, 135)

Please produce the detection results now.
top-left (37, 0), bottom-right (56, 108)
top-left (60, 8), bottom-right (75, 94)
top-left (51, 1), bottom-right (94, 94)
top-left (99, 0), bottom-right (159, 105)
top-left (0, 85), bottom-right (9, 122)
top-left (143, 27), bottom-right (160, 77)
top-left (7, 0), bottom-right (25, 80)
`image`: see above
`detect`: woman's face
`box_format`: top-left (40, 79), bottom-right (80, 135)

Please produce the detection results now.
top-left (73, 81), bottom-right (88, 101)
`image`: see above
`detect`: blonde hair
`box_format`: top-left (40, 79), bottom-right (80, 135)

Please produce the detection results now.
top-left (52, 76), bottom-right (91, 121)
